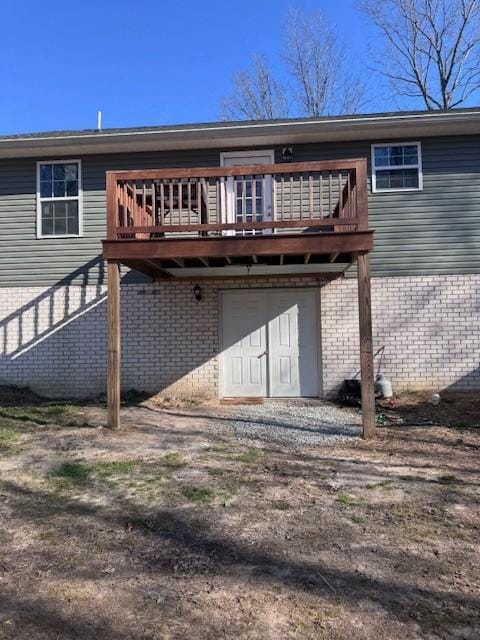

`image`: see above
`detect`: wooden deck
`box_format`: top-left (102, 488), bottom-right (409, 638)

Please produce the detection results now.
top-left (102, 158), bottom-right (376, 438)
top-left (102, 159), bottom-right (372, 279)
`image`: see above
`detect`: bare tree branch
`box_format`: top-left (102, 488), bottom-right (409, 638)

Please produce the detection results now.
top-left (284, 8), bottom-right (366, 116)
top-left (220, 55), bottom-right (289, 121)
top-left (360, 0), bottom-right (480, 109)
top-left (220, 8), bottom-right (366, 120)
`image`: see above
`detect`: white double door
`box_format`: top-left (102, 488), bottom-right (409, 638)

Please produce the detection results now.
top-left (221, 289), bottom-right (319, 397)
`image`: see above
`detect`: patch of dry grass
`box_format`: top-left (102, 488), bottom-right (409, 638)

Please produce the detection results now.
top-left (0, 393), bottom-right (479, 640)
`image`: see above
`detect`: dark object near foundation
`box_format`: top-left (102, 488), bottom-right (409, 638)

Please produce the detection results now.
top-left (339, 379), bottom-right (362, 406)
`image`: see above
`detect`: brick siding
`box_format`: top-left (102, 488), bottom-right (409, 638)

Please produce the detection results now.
top-left (0, 274), bottom-right (478, 398)
top-left (322, 274), bottom-right (480, 394)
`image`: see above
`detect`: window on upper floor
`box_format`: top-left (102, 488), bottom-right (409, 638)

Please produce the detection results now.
top-left (371, 142), bottom-right (423, 193)
top-left (37, 160), bottom-right (82, 237)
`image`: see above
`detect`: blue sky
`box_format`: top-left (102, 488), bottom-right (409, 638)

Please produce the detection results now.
top-left (0, 0), bottom-right (432, 134)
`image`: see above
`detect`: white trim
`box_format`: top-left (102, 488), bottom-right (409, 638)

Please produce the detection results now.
top-left (36, 159), bottom-right (83, 239)
top-left (371, 141), bottom-right (423, 193)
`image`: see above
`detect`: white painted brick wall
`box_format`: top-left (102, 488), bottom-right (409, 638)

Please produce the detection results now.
top-left (321, 274), bottom-right (480, 394)
top-left (0, 274), bottom-right (478, 398)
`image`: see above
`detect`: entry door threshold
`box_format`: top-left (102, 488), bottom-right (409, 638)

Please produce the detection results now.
top-left (220, 397), bottom-right (265, 405)
top-left (263, 397), bottom-right (324, 405)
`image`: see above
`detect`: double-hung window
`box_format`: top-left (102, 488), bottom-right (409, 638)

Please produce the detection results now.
top-left (37, 160), bottom-right (82, 237)
top-left (371, 142), bottom-right (422, 192)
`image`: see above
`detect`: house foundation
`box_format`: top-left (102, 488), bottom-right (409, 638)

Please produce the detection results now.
top-left (0, 274), bottom-right (478, 402)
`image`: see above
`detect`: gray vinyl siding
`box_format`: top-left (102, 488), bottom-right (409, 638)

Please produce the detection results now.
top-left (0, 150), bottom-right (220, 286)
top-left (280, 136), bottom-right (480, 278)
top-left (0, 135), bottom-right (479, 286)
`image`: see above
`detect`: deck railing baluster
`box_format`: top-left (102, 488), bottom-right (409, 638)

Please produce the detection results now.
top-left (160, 181), bottom-right (164, 226)
top-left (196, 178), bottom-right (201, 225)
top-left (261, 174), bottom-right (266, 232)
top-left (270, 173), bottom-right (275, 225)
top-left (118, 182), bottom-right (122, 229)
top-left (319, 174), bottom-right (323, 219)
top-left (132, 183), bottom-right (137, 234)
top-left (151, 180), bottom-right (156, 225)
top-left (338, 172), bottom-right (343, 219)
top-left (216, 178), bottom-right (222, 227)
top-left (351, 169), bottom-right (356, 219)
top-left (300, 174), bottom-right (303, 220)
top-left (242, 176), bottom-right (246, 227)
top-left (178, 181), bottom-right (182, 224)
top-left (289, 174), bottom-right (293, 221)
top-left (347, 171), bottom-right (351, 218)
top-left (280, 175), bottom-right (284, 221)
top-left (328, 173), bottom-right (333, 218)
top-left (308, 174), bottom-right (313, 219)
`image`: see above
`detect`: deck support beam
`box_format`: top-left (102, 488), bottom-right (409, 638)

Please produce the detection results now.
top-left (357, 252), bottom-right (376, 438)
top-left (103, 231), bottom-right (373, 263)
top-left (329, 252), bottom-right (339, 263)
top-left (107, 260), bottom-right (121, 429)
top-left (144, 259), bottom-right (172, 280)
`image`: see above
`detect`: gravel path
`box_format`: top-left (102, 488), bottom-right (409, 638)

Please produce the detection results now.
top-left (215, 400), bottom-right (362, 448)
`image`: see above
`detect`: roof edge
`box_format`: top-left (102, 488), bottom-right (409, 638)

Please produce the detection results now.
top-left (1, 108), bottom-right (480, 158)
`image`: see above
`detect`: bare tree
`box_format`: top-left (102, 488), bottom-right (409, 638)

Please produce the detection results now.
top-left (361, 0), bottom-right (480, 109)
top-left (220, 9), bottom-right (365, 120)
top-left (284, 8), bottom-right (365, 116)
top-left (220, 55), bottom-right (289, 121)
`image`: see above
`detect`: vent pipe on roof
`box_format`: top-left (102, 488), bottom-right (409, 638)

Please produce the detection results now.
top-left (97, 110), bottom-right (102, 131)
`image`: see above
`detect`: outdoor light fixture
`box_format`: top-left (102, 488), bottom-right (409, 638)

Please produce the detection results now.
top-left (193, 284), bottom-right (202, 301)
top-left (282, 147), bottom-right (294, 162)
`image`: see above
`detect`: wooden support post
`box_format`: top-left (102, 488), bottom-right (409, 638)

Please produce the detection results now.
top-left (107, 260), bottom-right (121, 429)
top-left (357, 252), bottom-right (376, 438)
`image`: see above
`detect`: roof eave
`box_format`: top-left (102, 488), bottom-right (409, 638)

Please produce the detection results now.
top-left (1, 110), bottom-right (480, 159)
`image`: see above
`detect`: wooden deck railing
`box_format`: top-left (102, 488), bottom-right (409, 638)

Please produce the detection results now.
top-left (106, 159), bottom-right (368, 240)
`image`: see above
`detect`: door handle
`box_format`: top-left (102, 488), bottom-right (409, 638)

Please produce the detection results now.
top-left (258, 350), bottom-right (268, 357)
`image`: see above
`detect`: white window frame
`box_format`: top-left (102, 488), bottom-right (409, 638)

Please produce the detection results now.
top-left (36, 159), bottom-right (83, 238)
top-left (371, 142), bottom-right (423, 193)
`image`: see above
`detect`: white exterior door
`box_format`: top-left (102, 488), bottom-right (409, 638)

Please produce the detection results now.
top-left (221, 289), bottom-right (319, 398)
top-left (268, 289), bottom-right (319, 397)
top-left (220, 150), bottom-right (274, 235)
top-left (221, 291), bottom-right (268, 397)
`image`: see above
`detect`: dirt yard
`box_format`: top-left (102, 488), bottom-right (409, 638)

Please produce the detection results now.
top-left (0, 389), bottom-right (479, 640)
